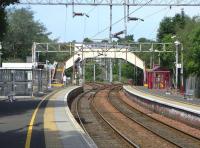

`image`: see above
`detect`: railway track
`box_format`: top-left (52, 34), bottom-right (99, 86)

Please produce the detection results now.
top-left (91, 85), bottom-right (176, 148)
top-left (71, 83), bottom-right (133, 148)
top-left (90, 85), bottom-right (140, 148)
top-left (108, 87), bottom-right (200, 148)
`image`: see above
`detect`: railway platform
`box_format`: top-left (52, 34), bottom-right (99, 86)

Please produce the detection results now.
top-left (123, 85), bottom-right (200, 128)
top-left (124, 85), bottom-right (200, 115)
top-left (0, 85), bottom-right (96, 148)
top-left (135, 86), bottom-right (200, 104)
top-left (44, 86), bottom-right (96, 148)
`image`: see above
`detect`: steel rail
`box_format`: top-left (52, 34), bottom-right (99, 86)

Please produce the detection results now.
top-left (119, 87), bottom-right (200, 139)
top-left (108, 87), bottom-right (200, 148)
top-left (91, 85), bottom-right (140, 148)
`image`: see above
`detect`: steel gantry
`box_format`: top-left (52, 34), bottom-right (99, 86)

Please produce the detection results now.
top-left (18, 0), bottom-right (200, 42)
top-left (32, 42), bottom-right (179, 84)
top-left (19, 0), bottom-right (200, 6)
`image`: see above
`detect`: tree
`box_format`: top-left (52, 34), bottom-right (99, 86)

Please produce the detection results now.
top-left (157, 10), bottom-right (188, 41)
top-left (0, 0), bottom-right (18, 40)
top-left (2, 8), bottom-right (52, 61)
top-left (83, 38), bottom-right (93, 43)
top-left (137, 38), bottom-right (155, 68)
top-left (0, 0), bottom-right (18, 7)
top-left (118, 35), bottom-right (134, 43)
top-left (157, 11), bottom-right (200, 76)
top-left (85, 62), bottom-right (102, 81)
top-left (0, 8), bottom-right (7, 40)
top-left (180, 21), bottom-right (200, 76)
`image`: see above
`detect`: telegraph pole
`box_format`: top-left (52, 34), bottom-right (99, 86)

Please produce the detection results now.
top-left (93, 63), bottom-right (96, 82)
top-left (124, 0), bottom-right (127, 37)
top-left (109, 0), bottom-right (112, 43)
top-left (109, 58), bottom-right (113, 82)
top-left (118, 59), bottom-right (122, 82)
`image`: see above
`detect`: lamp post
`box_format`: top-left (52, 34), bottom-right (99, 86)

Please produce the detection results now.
top-left (180, 44), bottom-right (184, 94)
top-left (174, 40), bottom-right (180, 90)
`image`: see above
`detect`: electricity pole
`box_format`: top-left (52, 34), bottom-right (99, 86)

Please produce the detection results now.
top-left (175, 40), bottom-right (180, 90)
top-left (124, 0), bottom-right (127, 37)
top-left (109, 0), bottom-right (112, 43)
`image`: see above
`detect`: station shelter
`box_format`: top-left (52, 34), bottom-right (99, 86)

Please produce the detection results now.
top-left (145, 66), bottom-right (171, 89)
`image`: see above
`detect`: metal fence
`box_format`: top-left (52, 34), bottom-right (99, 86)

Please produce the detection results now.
top-left (0, 69), bottom-right (49, 97)
top-left (32, 69), bottom-right (49, 95)
top-left (185, 75), bottom-right (200, 98)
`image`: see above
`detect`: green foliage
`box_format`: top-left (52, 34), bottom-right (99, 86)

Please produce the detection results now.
top-left (118, 35), bottom-right (134, 43)
top-left (65, 67), bottom-right (72, 77)
top-left (187, 27), bottom-right (200, 76)
top-left (83, 38), bottom-right (93, 43)
top-left (136, 38), bottom-right (154, 68)
top-left (157, 11), bottom-right (200, 76)
top-left (0, 8), bottom-right (7, 41)
top-left (121, 62), bottom-right (134, 79)
top-left (2, 8), bottom-right (51, 61)
top-left (101, 39), bottom-right (109, 43)
top-left (0, 0), bottom-right (19, 7)
top-left (85, 63), bottom-right (102, 82)
top-left (157, 11), bottom-right (187, 41)
top-left (174, 17), bottom-right (200, 76)
top-left (138, 37), bottom-right (152, 42)
top-left (0, 0), bottom-right (18, 40)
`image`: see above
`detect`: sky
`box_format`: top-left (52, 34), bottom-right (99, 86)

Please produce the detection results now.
top-left (14, 4), bottom-right (200, 42)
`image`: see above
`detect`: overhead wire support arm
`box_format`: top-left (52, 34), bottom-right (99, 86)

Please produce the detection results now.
top-left (19, 0), bottom-right (200, 6)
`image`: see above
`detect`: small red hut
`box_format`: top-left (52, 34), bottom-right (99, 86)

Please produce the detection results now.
top-left (145, 65), bottom-right (171, 89)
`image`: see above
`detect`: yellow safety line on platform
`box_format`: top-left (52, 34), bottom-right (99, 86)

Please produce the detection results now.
top-left (131, 86), bottom-right (200, 108)
top-left (44, 92), bottom-right (63, 148)
top-left (25, 92), bottom-right (55, 148)
top-left (56, 68), bottom-right (64, 72)
top-left (51, 83), bottom-right (64, 87)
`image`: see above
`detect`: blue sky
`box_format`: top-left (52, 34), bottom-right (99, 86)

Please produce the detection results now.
top-left (14, 4), bottom-right (200, 42)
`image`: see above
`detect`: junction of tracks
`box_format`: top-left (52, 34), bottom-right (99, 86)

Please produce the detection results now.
top-left (0, 83), bottom-right (200, 148)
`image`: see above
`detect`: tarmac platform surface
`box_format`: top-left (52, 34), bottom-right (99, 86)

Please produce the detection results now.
top-left (0, 86), bottom-right (96, 148)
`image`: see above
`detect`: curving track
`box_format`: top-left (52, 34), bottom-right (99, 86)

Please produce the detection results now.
top-left (70, 83), bottom-right (200, 148)
top-left (71, 83), bottom-right (133, 148)
top-left (108, 86), bottom-right (200, 148)
top-left (72, 84), bottom-right (189, 147)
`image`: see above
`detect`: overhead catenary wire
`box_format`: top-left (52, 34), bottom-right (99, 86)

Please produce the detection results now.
top-left (129, 6), bottom-right (169, 33)
top-left (81, 5), bottom-right (98, 40)
top-left (91, 0), bottom-right (153, 38)
top-left (129, 0), bottom-right (173, 31)
top-left (147, 7), bottom-right (171, 40)
top-left (128, 0), bottom-right (174, 38)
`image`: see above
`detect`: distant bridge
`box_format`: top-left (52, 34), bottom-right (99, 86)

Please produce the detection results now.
top-left (65, 45), bottom-right (145, 70)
